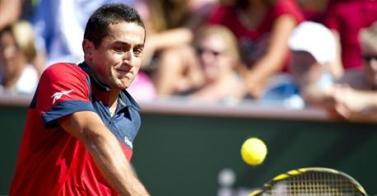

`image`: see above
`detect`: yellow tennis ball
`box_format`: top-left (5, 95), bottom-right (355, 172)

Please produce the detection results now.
top-left (241, 137), bottom-right (267, 166)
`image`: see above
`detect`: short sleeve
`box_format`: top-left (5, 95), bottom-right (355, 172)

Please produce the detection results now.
top-left (33, 63), bottom-right (95, 126)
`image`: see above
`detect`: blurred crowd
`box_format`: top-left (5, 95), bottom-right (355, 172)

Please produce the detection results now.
top-left (0, 0), bottom-right (377, 122)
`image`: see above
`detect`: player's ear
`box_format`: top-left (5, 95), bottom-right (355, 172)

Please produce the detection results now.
top-left (82, 39), bottom-right (95, 57)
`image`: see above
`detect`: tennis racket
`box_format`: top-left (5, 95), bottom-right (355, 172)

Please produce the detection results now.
top-left (249, 167), bottom-right (367, 196)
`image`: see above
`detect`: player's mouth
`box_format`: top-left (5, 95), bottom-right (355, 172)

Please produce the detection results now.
top-left (116, 70), bottom-right (134, 81)
top-left (116, 68), bottom-right (132, 75)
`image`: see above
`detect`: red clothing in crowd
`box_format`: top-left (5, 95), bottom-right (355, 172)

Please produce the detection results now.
top-left (207, 0), bottom-right (304, 69)
top-left (325, 0), bottom-right (377, 69)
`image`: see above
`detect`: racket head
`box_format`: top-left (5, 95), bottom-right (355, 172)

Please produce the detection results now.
top-left (249, 167), bottom-right (367, 196)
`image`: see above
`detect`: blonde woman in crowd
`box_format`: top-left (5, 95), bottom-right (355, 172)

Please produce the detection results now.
top-left (137, 0), bottom-right (216, 96)
top-left (0, 21), bottom-right (39, 95)
top-left (184, 25), bottom-right (245, 103)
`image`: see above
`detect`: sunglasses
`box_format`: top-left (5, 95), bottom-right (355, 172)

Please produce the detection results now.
top-left (363, 55), bottom-right (377, 62)
top-left (195, 47), bottom-right (225, 57)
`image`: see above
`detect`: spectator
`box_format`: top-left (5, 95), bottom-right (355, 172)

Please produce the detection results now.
top-left (325, 0), bottom-right (377, 71)
top-left (182, 25), bottom-right (245, 103)
top-left (286, 21), bottom-right (377, 121)
top-left (262, 21), bottom-right (336, 109)
top-left (207, 0), bottom-right (304, 98)
top-left (288, 22), bottom-right (337, 105)
top-left (139, 0), bottom-right (214, 96)
top-left (330, 22), bottom-right (377, 122)
top-left (0, 21), bottom-right (39, 95)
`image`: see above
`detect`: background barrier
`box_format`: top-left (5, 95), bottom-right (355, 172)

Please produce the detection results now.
top-left (1, 97), bottom-right (376, 195)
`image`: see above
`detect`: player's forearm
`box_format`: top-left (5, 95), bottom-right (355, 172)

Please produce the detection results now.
top-left (83, 128), bottom-right (149, 196)
top-left (59, 112), bottom-right (149, 195)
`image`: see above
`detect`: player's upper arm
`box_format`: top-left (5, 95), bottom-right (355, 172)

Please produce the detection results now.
top-left (58, 110), bottom-right (109, 142)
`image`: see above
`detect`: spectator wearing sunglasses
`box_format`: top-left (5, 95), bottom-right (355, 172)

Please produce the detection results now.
top-left (178, 25), bottom-right (245, 103)
top-left (329, 22), bottom-right (377, 122)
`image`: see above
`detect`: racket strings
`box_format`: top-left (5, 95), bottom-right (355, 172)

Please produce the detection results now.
top-left (264, 171), bottom-right (363, 196)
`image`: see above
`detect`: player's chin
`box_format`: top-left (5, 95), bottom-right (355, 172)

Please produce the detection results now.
top-left (114, 82), bottom-right (129, 90)
top-left (115, 79), bottom-right (131, 90)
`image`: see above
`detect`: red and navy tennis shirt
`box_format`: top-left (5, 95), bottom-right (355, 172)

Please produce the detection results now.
top-left (9, 62), bottom-right (141, 195)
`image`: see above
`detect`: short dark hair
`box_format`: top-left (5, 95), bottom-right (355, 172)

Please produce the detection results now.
top-left (84, 4), bottom-right (145, 48)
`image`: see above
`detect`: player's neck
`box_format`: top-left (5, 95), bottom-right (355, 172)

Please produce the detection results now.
top-left (91, 84), bottom-right (120, 109)
top-left (107, 89), bottom-right (120, 116)
top-left (107, 89), bottom-right (120, 106)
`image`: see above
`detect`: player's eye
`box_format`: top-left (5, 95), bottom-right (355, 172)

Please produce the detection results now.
top-left (113, 46), bottom-right (124, 53)
top-left (133, 48), bottom-right (143, 57)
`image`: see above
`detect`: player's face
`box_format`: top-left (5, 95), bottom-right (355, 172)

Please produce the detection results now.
top-left (88, 22), bottom-right (145, 90)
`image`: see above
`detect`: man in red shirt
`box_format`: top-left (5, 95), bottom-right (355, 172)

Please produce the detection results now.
top-left (9, 4), bottom-right (149, 195)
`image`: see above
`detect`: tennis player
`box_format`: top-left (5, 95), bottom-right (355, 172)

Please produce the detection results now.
top-left (9, 4), bottom-right (149, 195)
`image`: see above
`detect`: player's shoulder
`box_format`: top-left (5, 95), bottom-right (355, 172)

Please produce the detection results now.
top-left (44, 62), bottom-right (84, 73)
top-left (42, 62), bottom-right (88, 79)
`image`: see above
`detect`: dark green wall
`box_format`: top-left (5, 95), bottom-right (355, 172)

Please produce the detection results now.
top-left (1, 105), bottom-right (377, 195)
top-left (0, 106), bottom-right (27, 195)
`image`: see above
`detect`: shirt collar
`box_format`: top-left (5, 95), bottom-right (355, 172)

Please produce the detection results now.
top-left (79, 62), bottom-right (111, 92)
top-left (79, 62), bottom-right (140, 111)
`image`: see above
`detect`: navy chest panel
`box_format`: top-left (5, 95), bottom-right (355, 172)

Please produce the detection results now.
top-left (78, 62), bottom-right (141, 148)
top-left (92, 100), bottom-right (141, 149)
